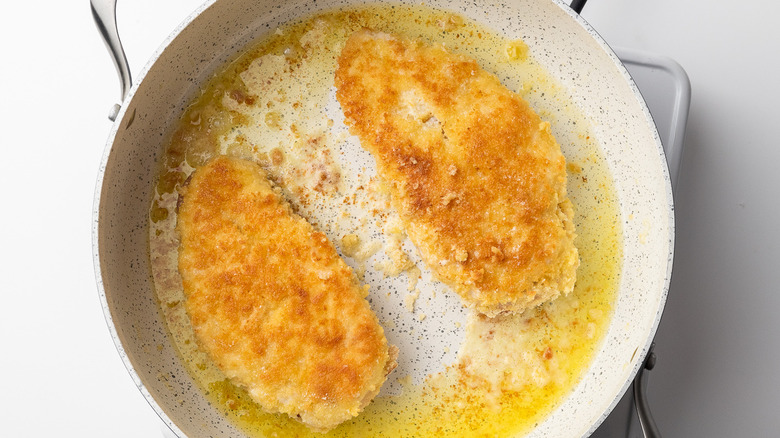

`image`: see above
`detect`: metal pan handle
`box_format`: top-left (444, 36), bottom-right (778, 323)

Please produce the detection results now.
top-left (570, 0), bottom-right (588, 14)
top-left (634, 344), bottom-right (661, 437)
top-left (90, 0), bottom-right (132, 121)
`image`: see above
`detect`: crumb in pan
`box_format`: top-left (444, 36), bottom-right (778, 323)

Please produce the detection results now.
top-left (335, 30), bottom-right (579, 316)
top-left (177, 156), bottom-right (397, 432)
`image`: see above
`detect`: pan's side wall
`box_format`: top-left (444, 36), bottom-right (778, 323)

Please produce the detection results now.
top-left (511, 2), bottom-right (673, 436)
top-left (387, 0), bottom-right (671, 435)
top-left (96, 0), bottom-right (672, 437)
top-left (418, 0), bottom-right (673, 436)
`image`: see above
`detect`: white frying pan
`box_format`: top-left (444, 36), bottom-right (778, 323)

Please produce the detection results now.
top-left (92, 0), bottom-right (672, 436)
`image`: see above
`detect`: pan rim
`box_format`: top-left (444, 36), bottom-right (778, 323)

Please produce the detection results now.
top-left (93, 0), bottom-right (675, 436)
top-left (545, 1), bottom-right (674, 435)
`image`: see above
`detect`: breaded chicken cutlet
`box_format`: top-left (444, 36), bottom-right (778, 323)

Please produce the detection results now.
top-left (177, 156), bottom-right (397, 432)
top-left (335, 31), bottom-right (579, 316)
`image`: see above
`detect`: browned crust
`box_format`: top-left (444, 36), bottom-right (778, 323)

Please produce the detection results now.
top-left (177, 156), bottom-right (394, 432)
top-left (335, 31), bottom-right (578, 316)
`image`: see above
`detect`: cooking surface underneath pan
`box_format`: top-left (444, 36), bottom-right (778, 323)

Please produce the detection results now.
top-left (148, 4), bottom-right (622, 437)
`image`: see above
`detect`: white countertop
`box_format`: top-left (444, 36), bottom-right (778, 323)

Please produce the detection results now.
top-left (1, 0), bottom-right (778, 436)
top-left (585, 1), bottom-right (780, 436)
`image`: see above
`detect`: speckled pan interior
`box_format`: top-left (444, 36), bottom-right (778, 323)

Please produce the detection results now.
top-left (94, 0), bottom-right (672, 436)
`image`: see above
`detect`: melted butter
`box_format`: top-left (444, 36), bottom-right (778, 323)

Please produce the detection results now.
top-left (149, 4), bottom-right (621, 437)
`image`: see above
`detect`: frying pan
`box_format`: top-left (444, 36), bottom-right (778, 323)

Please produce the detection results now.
top-left (92, 0), bottom-right (673, 436)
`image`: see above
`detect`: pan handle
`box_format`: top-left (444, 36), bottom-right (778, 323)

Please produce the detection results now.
top-left (634, 343), bottom-right (662, 437)
top-left (570, 0), bottom-right (588, 14)
top-left (90, 0), bottom-right (132, 121)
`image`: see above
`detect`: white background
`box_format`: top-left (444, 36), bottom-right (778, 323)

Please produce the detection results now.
top-left (1, 0), bottom-right (778, 436)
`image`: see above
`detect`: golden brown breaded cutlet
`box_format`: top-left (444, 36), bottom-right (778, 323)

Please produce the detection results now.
top-left (177, 156), bottom-right (397, 432)
top-left (335, 30), bottom-right (579, 316)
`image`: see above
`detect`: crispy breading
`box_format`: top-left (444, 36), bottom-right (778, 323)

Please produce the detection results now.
top-left (177, 156), bottom-right (397, 432)
top-left (335, 30), bottom-right (578, 316)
